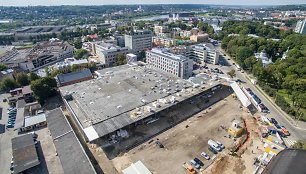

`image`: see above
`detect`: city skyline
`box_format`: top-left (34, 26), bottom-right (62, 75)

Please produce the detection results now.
top-left (0, 0), bottom-right (305, 6)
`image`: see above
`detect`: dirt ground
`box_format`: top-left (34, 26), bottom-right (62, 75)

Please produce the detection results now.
top-left (111, 96), bottom-right (252, 174)
top-left (203, 114), bottom-right (265, 174)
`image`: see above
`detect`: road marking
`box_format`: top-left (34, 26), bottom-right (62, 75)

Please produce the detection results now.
top-left (283, 139), bottom-right (296, 148)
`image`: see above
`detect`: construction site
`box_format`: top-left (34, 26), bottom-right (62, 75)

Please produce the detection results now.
top-left (58, 63), bottom-right (288, 174)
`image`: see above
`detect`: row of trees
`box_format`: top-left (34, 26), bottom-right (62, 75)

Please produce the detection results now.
top-left (0, 72), bottom-right (39, 91)
top-left (0, 71), bottom-right (60, 104)
top-left (220, 21), bottom-right (306, 121)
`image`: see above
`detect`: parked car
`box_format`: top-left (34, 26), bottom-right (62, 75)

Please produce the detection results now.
top-left (281, 126), bottom-right (290, 136)
top-left (194, 158), bottom-right (204, 166)
top-left (190, 159), bottom-right (201, 169)
top-left (270, 118), bottom-right (278, 125)
top-left (216, 141), bottom-right (225, 149)
top-left (275, 124), bottom-right (281, 129)
top-left (8, 115), bottom-right (16, 118)
top-left (7, 124), bottom-right (14, 128)
top-left (201, 152), bottom-right (210, 160)
top-left (155, 141), bottom-right (164, 148)
top-left (208, 139), bottom-right (221, 151)
top-left (208, 146), bottom-right (218, 154)
top-left (277, 130), bottom-right (287, 138)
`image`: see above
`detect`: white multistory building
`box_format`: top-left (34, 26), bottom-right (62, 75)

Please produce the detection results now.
top-left (124, 30), bottom-right (153, 55)
top-left (186, 43), bottom-right (220, 65)
top-left (294, 19), bottom-right (306, 34)
top-left (92, 42), bottom-right (129, 67)
top-left (146, 48), bottom-right (193, 79)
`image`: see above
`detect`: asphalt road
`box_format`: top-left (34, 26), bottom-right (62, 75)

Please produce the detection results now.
top-left (0, 93), bottom-right (17, 174)
top-left (215, 46), bottom-right (306, 146)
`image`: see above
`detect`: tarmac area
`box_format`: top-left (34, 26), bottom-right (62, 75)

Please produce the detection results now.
top-left (111, 95), bottom-right (251, 174)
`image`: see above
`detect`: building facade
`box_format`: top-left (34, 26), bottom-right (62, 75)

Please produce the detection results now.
top-left (190, 34), bottom-right (209, 43)
top-left (18, 41), bottom-right (74, 71)
top-left (92, 42), bottom-right (129, 67)
top-left (125, 30), bottom-right (152, 55)
top-left (186, 43), bottom-right (219, 65)
top-left (146, 48), bottom-right (193, 79)
top-left (152, 36), bottom-right (176, 47)
top-left (294, 19), bottom-right (306, 34)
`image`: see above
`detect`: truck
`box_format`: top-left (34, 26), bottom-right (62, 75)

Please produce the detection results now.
top-left (182, 162), bottom-right (196, 174)
top-left (208, 139), bottom-right (221, 151)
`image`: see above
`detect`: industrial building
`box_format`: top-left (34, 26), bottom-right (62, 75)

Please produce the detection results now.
top-left (59, 64), bottom-right (226, 148)
top-left (92, 42), bottom-right (130, 67)
top-left (11, 134), bottom-right (40, 174)
top-left (56, 68), bottom-right (93, 87)
top-left (124, 30), bottom-right (152, 55)
top-left (46, 108), bottom-right (97, 174)
top-left (186, 43), bottom-right (220, 65)
top-left (18, 41), bottom-right (74, 71)
top-left (146, 48), bottom-right (193, 79)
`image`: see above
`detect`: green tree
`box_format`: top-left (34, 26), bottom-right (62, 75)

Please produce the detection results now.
top-left (74, 38), bottom-right (82, 49)
top-left (227, 69), bottom-right (236, 79)
top-left (74, 49), bottom-right (88, 59)
top-left (0, 63), bottom-right (7, 71)
top-left (0, 77), bottom-right (17, 91)
top-left (16, 72), bottom-right (30, 86)
top-left (114, 54), bottom-right (127, 66)
top-left (30, 77), bottom-right (57, 104)
top-left (236, 47), bottom-right (253, 69)
top-left (29, 72), bottom-right (40, 81)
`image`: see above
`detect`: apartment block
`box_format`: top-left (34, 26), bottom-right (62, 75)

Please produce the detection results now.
top-left (186, 43), bottom-right (219, 65)
top-left (92, 42), bottom-right (129, 67)
top-left (152, 36), bottom-right (176, 47)
top-left (146, 48), bottom-right (193, 79)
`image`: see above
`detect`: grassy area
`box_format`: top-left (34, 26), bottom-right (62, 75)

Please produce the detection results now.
top-left (277, 89), bottom-right (306, 121)
top-left (15, 44), bottom-right (33, 49)
top-left (277, 89), bottom-right (292, 105)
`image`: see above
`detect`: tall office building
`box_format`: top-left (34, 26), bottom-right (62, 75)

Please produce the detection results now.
top-left (294, 19), bottom-right (306, 34)
top-left (124, 30), bottom-right (153, 55)
top-left (146, 48), bottom-right (193, 79)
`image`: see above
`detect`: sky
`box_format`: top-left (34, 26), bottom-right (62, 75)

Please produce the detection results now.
top-left (0, 0), bottom-right (305, 6)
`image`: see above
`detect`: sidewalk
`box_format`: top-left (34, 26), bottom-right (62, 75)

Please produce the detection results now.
top-left (244, 74), bottom-right (306, 131)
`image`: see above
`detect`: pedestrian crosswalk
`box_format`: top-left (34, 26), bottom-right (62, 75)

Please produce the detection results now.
top-left (283, 139), bottom-right (296, 148)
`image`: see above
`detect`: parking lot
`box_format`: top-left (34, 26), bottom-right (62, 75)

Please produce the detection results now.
top-left (0, 93), bottom-right (18, 174)
top-left (111, 95), bottom-right (251, 174)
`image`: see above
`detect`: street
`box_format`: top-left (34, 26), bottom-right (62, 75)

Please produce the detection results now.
top-left (0, 93), bottom-right (18, 174)
top-left (215, 46), bottom-right (306, 146)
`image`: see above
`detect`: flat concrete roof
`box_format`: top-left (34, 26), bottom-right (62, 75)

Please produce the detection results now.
top-left (12, 134), bottom-right (40, 174)
top-left (46, 108), bottom-right (96, 174)
top-left (60, 64), bottom-right (222, 140)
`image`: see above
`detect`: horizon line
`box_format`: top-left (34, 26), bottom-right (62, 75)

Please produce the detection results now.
top-left (0, 3), bottom-right (305, 7)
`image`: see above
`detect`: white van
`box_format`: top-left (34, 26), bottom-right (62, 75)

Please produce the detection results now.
top-left (208, 139), bottom-right (221, 151)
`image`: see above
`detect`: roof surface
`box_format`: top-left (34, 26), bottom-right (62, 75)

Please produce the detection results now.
top-left (122, 161), bottom-right (152, 174)
top-left (22, 85), bottom-right (33, 94)
top-left (262, 149), bottom-right (306, 174)
top-left (60, 64), bottom-right (222, 141)
top-left (24, 113), bottom-right (46, 127)
top-left (11, 134), bottom-right (40, 174)
top-left (57, 68), bottom-right (92, 85)
top-left (46, 108), bottom-right (96, 174)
